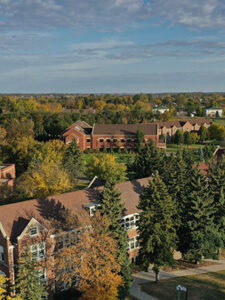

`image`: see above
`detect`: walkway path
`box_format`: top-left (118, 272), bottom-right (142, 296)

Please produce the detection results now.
top-left (130, 259), bottom-right (225, 300)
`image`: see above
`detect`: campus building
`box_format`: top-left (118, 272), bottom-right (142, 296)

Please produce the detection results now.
top-left (0, 177), bottom-right (150, 296)
top-left (62, 119), bottom-right (212, 150)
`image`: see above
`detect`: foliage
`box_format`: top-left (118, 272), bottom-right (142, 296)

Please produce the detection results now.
top-left (0, 275), bottom-right (22, 300)
top-left (137, 172), bottom-right (176, 281)
top-left (184, 131), bottom-right (193, 145)
top-left (15, 247), bottom-right (47, 300)
top-left (55, 217), bottom-right (123, 300)
top-left (173, 130), bottom-right (184, 144)
top-left (209, 124), bottom-right (225, 140)
top-left (16, 157), bottom-right (72, 198)
top-left (136, 129), bottom-right (145, 153)
top-left (99, 181), bottom-right (132, 298)
top-left (86, 153), bottom-right (127, 182)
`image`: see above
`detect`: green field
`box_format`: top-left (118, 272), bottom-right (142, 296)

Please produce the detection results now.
top-left (141, 270), bottom-right (225, 300)
top-left (213, 118), bottom-right (225, 127)
top-left (166, 143), bottom-right (206, 153)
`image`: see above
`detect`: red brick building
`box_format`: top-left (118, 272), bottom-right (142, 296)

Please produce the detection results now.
top-left (63, 119), bottom-right (212, 150)
top-left (0, 177), bottom-right (150, 296)
top-left (0, 164), bottom-right (16, 187)
top-left (63, 120), bottom-right (166, 150)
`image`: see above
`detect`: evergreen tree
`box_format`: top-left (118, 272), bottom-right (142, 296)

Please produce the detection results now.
top-left (62, 139), bottom-right (85, 183)
top-left (209, 157), bottom-right (225, 247)
top-left (99, 180), bottom-right (132, 298)
top-left (174, 130), bottom-right (184, 145)
top-left (136, 129), bottom-right (145, 153)
top-left (132, 139), bottom-right (160, 178)
top-left (15, 247), bottom-right (47, 300)
top-left (179, 167), bottom-right (220, 263)
top-left (184, 131), bottom-right (192, 145)
top-left (199, 125), bottom-right (209, 142)
top-left (137, 172), bottom-right (176, 282)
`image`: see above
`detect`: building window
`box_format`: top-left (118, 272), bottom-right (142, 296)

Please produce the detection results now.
top-left (0, 246), bottom-right (4, 262)
top-left (30, 242), bottom-right (46, 260)
top-left (121, 214), bottom-right (139, 230)
top-left (55, 230), bottom-right (83, 251)
top-left (99, 139), bottom-right (104, 142)
top-left (113, 139), bottom-right (117, 142)
top-left (86, 139), bottom-right (91, 143)
top-left (120, 139), bottom-right (125, 142)
top-left (29, 226), bottom-right (38, 237)
top-left (127, 139), bottom-right (131, 142)
top-left (106, 139), bottom-right (111, 143)
top-left (38, 268), bottom-right (47, 282)
top-left (128, 236), bottom-right (140, 251)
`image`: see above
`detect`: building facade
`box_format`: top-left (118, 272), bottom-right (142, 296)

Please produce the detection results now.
top-left (204, 107), bottom-right (223, 117)
top-left (0, 177), bottom-right (150, 297)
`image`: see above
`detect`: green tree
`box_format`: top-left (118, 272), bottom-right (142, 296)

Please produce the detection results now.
top-left (209, 158), bottom-right (225, 247)
top-left (62, 139), bottom-right (85, 184)
top-left (15, 247), bottom-right (47, 300)
top-left (198, 125), bottom-right (209, 142)
top-left (99, 180), bottom-right (132, 298)
top-left (184, 131), bottom-right (193, 145)
top-left (174, 130), bottom-right (184, 145)
top-left (86, 153), bottom-right (127, 183)
top-left (136, 129), bottom-right (145, 153)
top-left (137, 172), bottom-right (176, 282)
top-left (209, 124), bottom-right (225, 141)
top-left (179, 167), bottom-right (220, 263)
top-left (132, 139), bottom-right (160, 178)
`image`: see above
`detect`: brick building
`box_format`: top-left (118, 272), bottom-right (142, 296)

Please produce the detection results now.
top-left (0, 164), bottom-right (16, 187)
top-left (63, 119), bottom-right (212, 150)
top-left (63, 121), bottom-right (166, 150)
top-left (0, 177), bottom-right (150, 296)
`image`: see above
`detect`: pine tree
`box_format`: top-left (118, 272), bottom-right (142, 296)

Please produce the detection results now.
top-left (62, 139), bottom-right (85, 183)
top-left (136, 129), bottom-right (145, 153)
top-left (137, 172), bottom-right (176, 282)
top-left (209, 157), bottom-right (225, 247)
top-left (179, 167), bottom-right (220, 263)
top-left (15, 247), bottom-right (47, 300)
top-left (99, 180), bottom-right (132, 299)
top-left (132, 139), bottom-right (160, 178)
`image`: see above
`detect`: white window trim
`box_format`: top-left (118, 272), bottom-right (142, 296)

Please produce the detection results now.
top-left (30, 242), bottom-right (46, 260)
top-left (121, 213), bottom-right (139, 230)
top-left (29, 226), bottom-right (38, 237)
top-left (128, 236), bottom-right (140, 251)
top-left (0, 246), bottom-right (4, 262)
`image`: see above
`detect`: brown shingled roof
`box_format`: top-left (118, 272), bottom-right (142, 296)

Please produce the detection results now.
top-left (93, 123), bottom-right (158, 136)
top-left (0, 177), bottom-right (151, 242)
top-left (152, 119), bottom-right (212, 129)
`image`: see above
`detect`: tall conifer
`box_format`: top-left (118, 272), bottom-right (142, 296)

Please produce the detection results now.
top-left (137, 172), bottom-right (176, 282)
top-left (99, 180), bottom-right (132, 298)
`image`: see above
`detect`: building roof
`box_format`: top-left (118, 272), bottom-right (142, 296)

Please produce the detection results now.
top-left (93, 123), bottom-right (158, 136)
top-left (153, 119), bottom-right (212, 129)
top-left (0, 177), bottom-right (150, 242)
top-left (63, 120), bottom-right (92, 136)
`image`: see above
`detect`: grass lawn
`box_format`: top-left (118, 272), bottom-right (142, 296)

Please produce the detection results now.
top-left (141, 270), bottom-right (225, 300)
top-left (213, 118), bottom-right (225, 127)
top-left (166, 143), bottom-right (206, 153)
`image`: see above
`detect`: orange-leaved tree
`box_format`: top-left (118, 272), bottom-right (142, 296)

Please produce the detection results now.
top-left (55, 214), bottom-right (123, 300)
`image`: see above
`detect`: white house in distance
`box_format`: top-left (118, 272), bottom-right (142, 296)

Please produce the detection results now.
top-left (152, 106), bottom-right (169, 114)
top-left (204, 107), bottom-right (223, 117)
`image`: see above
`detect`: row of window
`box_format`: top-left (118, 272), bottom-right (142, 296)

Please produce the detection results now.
top-left (55, 229), bottom-right (83, 251)
top-left (98, 138), bottom-right (138, 143)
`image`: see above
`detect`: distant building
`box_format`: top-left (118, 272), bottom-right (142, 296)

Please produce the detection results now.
top-left (62, 120), bottom-right (166, 151)
top-left (0, 164), bottom-right (15, 187)
top-left (204, 107), bottom-right (223, 117)
top-left (152, 106), bottom-right (169, 114)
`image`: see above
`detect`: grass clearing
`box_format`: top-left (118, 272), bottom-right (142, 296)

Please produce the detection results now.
top-left (141, 270), bottom-right (225, 300)
top-left (166, 143), bottom-right (206, 153)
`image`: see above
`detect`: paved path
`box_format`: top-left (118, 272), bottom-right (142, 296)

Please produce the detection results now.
top-left (130, 259), bottom-right (225, 300)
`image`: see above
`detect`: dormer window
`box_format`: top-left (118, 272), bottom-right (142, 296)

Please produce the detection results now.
top-left (30, 226), bottom-right (38, 237)
top-left (0, 246), bottom-right (4, 262)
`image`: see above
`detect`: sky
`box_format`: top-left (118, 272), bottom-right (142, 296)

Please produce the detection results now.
top-left (1, 0), bottom-right (225, 93)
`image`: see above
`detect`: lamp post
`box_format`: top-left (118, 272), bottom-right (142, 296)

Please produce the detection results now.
top-left (176, 285), bottom-right (187, 300)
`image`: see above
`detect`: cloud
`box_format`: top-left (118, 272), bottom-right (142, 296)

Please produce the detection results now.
top-left (1, 0), bottom-right (225, 31)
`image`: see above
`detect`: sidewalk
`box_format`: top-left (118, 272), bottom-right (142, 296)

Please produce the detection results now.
top-left (130, 259), bottom-right (225, 300)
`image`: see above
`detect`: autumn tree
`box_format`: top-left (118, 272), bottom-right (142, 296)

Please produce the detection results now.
top-left (55, 214), bottom-right (123, 300)
top-left (15, 247), bottom-right (47, 300)
top-left (0, 275), bottom-right (22, 300)
top-left (138, 172), bottom-right (176, 282)
top-left (86, 153), bottom-right (127, 183)
top-left (209, 124), bottom-right (225, 140)
top-left (16, 157), bottom-right (72, 199)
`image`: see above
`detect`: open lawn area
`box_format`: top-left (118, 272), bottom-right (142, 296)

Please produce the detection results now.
top-left (141, 270), bottom-right (225, 300)
top-left (213, 118), bottom-right (225, 127)
top-left (166, 143), bottom-right (206, 153)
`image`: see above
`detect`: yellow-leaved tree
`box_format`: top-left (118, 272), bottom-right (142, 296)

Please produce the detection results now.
top-left (0, 275), bottom-right (22, 300)
top-left (16, 157), bottom-right (72, 199)
top-left (86, 153), bottom-right (127, 183)
top-left (55, 214), bottom-right (123, 300)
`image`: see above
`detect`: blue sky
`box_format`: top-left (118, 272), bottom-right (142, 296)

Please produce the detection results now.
top-left (1, 0), bottom-right (225, 93)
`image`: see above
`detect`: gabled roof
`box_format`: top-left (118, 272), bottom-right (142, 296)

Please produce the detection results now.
top-left (63, 120), bottom-right (92, 136)
top-left (0, 177), bottom-right (150, 242)
top-left (93, 123), bottom-right (158, 136)
top-left (153, 119), bottom-right (212, 129)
